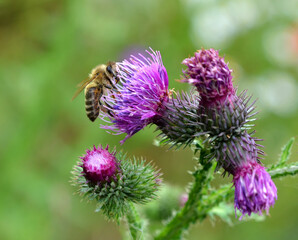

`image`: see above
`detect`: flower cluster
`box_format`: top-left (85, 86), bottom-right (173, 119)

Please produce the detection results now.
top-left (182, 49), bottom-right (277, 218)
top-left (72, 47), bottom-right (278, 222)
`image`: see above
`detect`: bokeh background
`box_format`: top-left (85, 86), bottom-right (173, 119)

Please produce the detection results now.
top-left (1, 0), bottom-right (297, 239)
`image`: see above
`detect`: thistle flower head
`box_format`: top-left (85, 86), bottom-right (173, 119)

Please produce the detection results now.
top-left (182, 48), bottom-right (234, 106)
top-left (80, 145), bottom-right (118, 185)
top-left (102, 48), bottom-right (169, 143)
top-left (233, 161), bottom-right (277, 219)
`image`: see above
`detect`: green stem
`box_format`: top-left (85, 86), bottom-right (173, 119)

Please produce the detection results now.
top-left (126, 202), bottom-right (145, 240)
top-left (197, 184), bottom-right (234, 220)
top-left (269, 162), bottom-right (298, 178)
top-left (153, 150), bottom-right (298, 239)
top-left (154, 149), bottom-right (213, 240)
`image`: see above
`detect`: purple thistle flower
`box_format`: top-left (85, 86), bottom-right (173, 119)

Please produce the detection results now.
top-left (80, 145), bottom-right (119, 184)
top-left (101, 48), bottom-right (169, 143)
top-left (182, 48), bottom-right (235, 107)
top-left (233, 161), bottom-right (277, 219)
top-left (211, 131), bottom-right (277, 219)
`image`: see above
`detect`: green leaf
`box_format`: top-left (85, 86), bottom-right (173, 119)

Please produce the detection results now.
top-left (208, 202), bottom-right (234, 226)
top-left (191, 139), bottom-right (204, 154)
top-left (278, 137), bottom-right (295, 165)
top-left (153, 138), bottom-right (162, 147)
top-left (236, 211), bottom-right (266, 222)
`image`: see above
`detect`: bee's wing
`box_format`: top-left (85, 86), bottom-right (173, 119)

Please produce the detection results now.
top-left (72, 77), bottom-right (93, 101)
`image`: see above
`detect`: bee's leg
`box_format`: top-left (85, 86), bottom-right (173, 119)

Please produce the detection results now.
top-left (103, 84), bottom-right (120, 96)
top-left (99, 104), bottom-right (114, 117)
top-left (104, 101), bottom-right (114, 117)
top-left (103, 84), bottom-right (113, 90)
top-left (104, 82), bottom-right (118, 91)
top-left (103, 85), bottom-right (120, 100)
top-left (114, 75), bottom-right (120, 84)
top-left (99, 98), bottom-right (114, 117)
top-left (98, 87), bottom-right (103, 99)
top-left (97, 86), bottom-right (104, 111)
top-left (104, 74), bottom-right (118, 90)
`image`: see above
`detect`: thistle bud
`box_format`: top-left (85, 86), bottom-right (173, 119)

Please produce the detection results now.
top-left (182, 48), bottom-right (234, 107)
top-left (71, 145), bottom-right (162, 220)
top-left (81, 145), bottom-right (118, 184)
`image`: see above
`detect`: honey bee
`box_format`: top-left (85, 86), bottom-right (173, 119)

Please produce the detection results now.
top-left (72, 61), bottom-right (119, 122)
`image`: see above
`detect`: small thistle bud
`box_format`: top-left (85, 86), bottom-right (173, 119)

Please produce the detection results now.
top-left (233, 161), bottom-right (277, 219)
top-left (101, 48), bottom-right (170, 144)
top-left (71, 145), bottom-right (162, 220)
top-left (81, 145), bottom-right (118, 184)
top-left (182, 48), bottom-right (234, 107)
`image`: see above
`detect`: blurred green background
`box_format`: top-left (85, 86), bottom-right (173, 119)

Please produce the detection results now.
top-left (0, 0), bottom-right (297, 239)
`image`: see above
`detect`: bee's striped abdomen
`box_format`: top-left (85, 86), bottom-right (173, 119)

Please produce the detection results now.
top-left (85, 87), bottom-right (102, 122)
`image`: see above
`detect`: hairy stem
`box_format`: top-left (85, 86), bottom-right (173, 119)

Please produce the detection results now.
top-left (269, 162), bottom-right (298, 178)
top-left (197, 184), bottom-right (234, 220)
top-left (126, 202), bottom-right (145, 240)
top-left (154, 149), bottom-right (213, 240)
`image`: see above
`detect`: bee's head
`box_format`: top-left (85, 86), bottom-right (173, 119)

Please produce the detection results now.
top-left (106, 61), bottom-right (119, 83)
